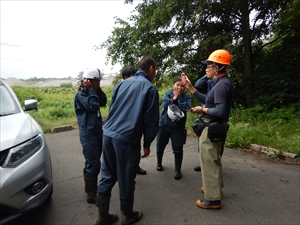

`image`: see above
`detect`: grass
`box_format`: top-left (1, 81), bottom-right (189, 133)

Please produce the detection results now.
top-left (227, 104), bottom-right (300, 155)
top-left (12, 85), bottom-right (300, 156)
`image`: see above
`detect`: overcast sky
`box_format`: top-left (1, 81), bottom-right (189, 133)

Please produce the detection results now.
top-left (0, 1), bottom-right (141, 79)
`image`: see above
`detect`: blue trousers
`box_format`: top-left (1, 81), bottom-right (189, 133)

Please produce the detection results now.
top-left (80, 133), bottom-right (102, 177)
top-left (98, 135), bottom-right (140, 200)
top-left (156, 127), bottom-right (186, 155)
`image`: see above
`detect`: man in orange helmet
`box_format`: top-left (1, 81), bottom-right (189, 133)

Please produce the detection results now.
top-left (184, 49), bottom-right (234, 209)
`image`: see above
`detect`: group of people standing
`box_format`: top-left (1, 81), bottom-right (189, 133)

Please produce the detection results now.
top-left (74, 49), bottom-right (234, 225)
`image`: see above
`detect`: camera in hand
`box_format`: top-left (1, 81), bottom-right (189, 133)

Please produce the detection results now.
top-left (181, 74), bottom-right (187, 86)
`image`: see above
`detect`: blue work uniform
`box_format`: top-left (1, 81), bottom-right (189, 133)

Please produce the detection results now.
top-left (156, 89), bottom-right (192, 155)
top-left (98, 70), bottom-right (159, 200)
top-left (74, 87), bottom-right (107, 177)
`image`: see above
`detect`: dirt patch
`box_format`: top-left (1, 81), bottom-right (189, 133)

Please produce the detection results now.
top-left (237, 148), bottom-right (300, 165)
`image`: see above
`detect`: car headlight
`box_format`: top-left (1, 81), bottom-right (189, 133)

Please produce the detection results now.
top-left (3, 134), bottom-right (43, 168)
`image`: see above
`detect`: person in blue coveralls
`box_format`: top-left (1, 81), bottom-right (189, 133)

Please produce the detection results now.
top-left (121, 66), bottom-right (147, 175)
top-left (156, 76), bottom-right (192, 180)
top-left (74, 68), bottom-right (107, 204)
top-left (94, 56), bottom-right (159, 225)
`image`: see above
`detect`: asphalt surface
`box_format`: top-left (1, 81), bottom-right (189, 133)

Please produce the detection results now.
top-left (7, 129), bottom-right (300, 225)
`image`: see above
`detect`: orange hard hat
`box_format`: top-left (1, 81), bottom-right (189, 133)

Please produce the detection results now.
top-left (202, 49), bottom-right (231, 66)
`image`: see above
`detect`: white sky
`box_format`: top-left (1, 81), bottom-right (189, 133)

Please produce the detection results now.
top-left (0, 0), bottom-right (141, 79)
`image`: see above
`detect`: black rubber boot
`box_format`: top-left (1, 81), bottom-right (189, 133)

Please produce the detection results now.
top-left (94, 192), bottom-right (118, 225)
top-left (120, 198), bottom-right (143, 225)
top-left (174, 153), bottom-right (183, 180)
top-left (136, 166), bottom-right (147, 175)
top-left (84, 176), bottom-right (97, 204)
top-left (156, 152), bottom-right (164, 171)
top-left (194, 165), bottom-right (201, 172)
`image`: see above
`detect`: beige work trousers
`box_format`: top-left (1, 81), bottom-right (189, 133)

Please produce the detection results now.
top-left (199, 126), bottom-right (223, 201)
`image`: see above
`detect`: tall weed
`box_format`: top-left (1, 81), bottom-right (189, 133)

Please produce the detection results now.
top-left (227, 104), bottom-right (300, 155)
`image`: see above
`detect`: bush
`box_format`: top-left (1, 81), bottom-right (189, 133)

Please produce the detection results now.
top-left (226, 104), bottom-right (300, 155)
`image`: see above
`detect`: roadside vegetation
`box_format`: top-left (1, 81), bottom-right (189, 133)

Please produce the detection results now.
top-left (12, 85), bottom-right (300, 156)
top-left (8, 1), bottom-right (300, 157)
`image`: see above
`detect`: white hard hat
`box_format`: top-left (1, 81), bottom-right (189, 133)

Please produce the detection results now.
top-left (83, 68), bottom-right (103, 80)
top-left (167, 104), bottom-right (184, 121)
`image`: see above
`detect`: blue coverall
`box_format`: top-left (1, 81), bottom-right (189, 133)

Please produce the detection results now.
top-left (74, 87), bottom-right (107, 178)
top-left (98, 71), bottom-right (159, 200)
top-left (156, 89), bottom-right (192, 155)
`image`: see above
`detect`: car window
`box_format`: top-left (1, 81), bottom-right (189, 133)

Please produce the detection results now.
top-left (0, 86), bottom-right (20, 116)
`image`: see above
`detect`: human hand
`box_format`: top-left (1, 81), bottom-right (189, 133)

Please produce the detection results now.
top-left (82, 79), bottom-right (94, 90)
top-left (184, 76), bottom-right (192, 88)
top-left (141, 147), bottom-right (150, 158)
top-left (173, 85), bottom-right (182, 98)
top-left (190, 106), bottom-right (202, 114)
top-left (181, 73), bottom-right (187, 86)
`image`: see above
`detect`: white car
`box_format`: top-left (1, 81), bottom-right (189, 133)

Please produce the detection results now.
top-left (0, 79), bottom-right (53, 224)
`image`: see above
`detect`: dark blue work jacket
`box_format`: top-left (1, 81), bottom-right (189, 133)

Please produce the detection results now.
top-left (159, 89), bottom-right (192, 131)
top-left (103, 70), bottom-right (159, 148)
top-left (74, 87), bottom-right (107, 136)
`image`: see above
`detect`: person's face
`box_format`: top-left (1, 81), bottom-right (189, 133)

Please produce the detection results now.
top-left (174, 80), bottom-right (185, 95)
top-left (205, 64), bottom-right (217, 79)
top-left (147, 65), bottom-right (157, 82)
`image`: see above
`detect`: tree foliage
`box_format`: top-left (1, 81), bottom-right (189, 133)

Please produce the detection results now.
top-left (96, 0), bottom-right (300, 109)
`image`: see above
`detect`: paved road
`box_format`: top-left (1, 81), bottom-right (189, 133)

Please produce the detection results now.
top-left (8, 129), bottom-right (300, 225)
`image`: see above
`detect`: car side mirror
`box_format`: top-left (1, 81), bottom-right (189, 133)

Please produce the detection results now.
top-left (24, 99), bottom-right (38, 111)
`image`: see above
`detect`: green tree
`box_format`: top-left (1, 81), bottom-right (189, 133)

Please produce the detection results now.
top-left (251, 0), bottom-right (300, 107)
top-left (97, 0), bottom-right (299, 108)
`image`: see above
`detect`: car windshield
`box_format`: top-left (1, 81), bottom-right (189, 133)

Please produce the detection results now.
top-left (0, 85), bottom-right (20, 116)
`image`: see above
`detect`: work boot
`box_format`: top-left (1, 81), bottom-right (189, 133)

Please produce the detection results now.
top-left (84, 176), bottom-right (97, 204)
top-left (156, 152), bottom-right (164, 171)
top-left (196, 199), bottom-right (222, 209)
top-left (95, 192), bottom-right (118, 225)
top-left (136, 166), bottom-right (147, 175)
top-left (174, 153), bottom-right (183, 180)
top-left (194, 165), bottom-right (201, 172)
top-left (120, 198), bottom-right (143, 225)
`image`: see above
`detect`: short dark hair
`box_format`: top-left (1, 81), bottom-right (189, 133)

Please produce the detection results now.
top-left (138, 56), bottom-right (156, 72)
top-left (215, 63), bottom-right (227, 73)
top-left (173, 76), bottom-right (182, 83)
top-left (122, 66), bottom-right (137, 79)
